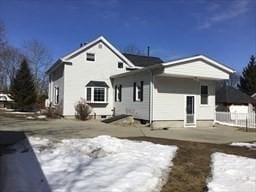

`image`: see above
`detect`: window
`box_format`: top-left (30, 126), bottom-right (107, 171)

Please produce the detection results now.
top-left (54, 87), bottom-right (59, 104)
top-left (94, 87), bottom-right (105, 102)
top-left (115, 85), bottom-right (122, 102)
top-left (87, 88), bottom-right (91, 101)
top-left (86, 87), bottom-right (108, 103)
top-left (118, 62), bottom-right (123, 69)
top-left (86, 53), bottom-right (95, 61)
top-left (133, 81), bottom-right (143, 102)
top-left (201, 85), bottom-right (208, 105)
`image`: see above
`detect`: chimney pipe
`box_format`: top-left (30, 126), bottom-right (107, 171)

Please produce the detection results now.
top-left (147, 46), bottom-right (150, 56)
top-left (80, 43), bottom-right (83, 47)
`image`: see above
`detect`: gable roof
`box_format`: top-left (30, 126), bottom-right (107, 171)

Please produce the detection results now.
top-left (123, 53), bottom-right (163, 67)
top-left (163, 54), bottom-right (235, 74)
top-left (86, 81), bottom-right (109, 87)
top-left (46, 36), bottom-right (136, 74)
top-left (111, 54), bottom-right (234, 79)
top-left (216, 86), bottom-right (256, 105)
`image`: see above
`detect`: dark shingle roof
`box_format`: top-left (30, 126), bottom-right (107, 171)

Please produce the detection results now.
top-left (86, 81), bottom-right (109, 87)
top-left (216, 86), bottom-right (256, 105)
top-left (123, 53), bottom-right (163, 67)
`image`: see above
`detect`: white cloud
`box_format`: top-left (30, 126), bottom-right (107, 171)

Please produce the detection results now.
top-left (198, 0), bottom-right (253, 29)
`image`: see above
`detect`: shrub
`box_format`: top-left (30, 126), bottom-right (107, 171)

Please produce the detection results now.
top-left (75, 98), bottom-right (92, 120)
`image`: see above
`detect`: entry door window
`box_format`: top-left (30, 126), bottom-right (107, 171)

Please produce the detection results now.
top-left (186, 96), bottom-right (195, 124)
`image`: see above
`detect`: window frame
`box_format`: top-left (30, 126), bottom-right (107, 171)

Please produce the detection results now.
top-left (118, 62), bottom-right (123, 69)
top-left (86, 53), bottom-right (95, 61)
top-left (115, 84), bottom-right (122, 102)
top-left (133, 81), bottom-right (143, 102)
top-left (54, 87), bottom-right (59, 104)
top-left (200, 85), bottom-right (209, 105)
top-left (86, 86), bottom-right (108, 103)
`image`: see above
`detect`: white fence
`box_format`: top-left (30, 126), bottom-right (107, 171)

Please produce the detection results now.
top-left (215, 111), bottom-right (256, 129)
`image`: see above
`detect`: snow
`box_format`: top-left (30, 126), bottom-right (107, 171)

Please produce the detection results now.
top-left (207, 152), bottom-right (256, 192)
top-left (231, 142), bottom-right (256, 150)
top-left (29, 136), bottom-right (177, 192)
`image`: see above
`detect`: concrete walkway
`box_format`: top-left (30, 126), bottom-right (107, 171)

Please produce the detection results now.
top-left (0, 116), bottom-right (255, 144)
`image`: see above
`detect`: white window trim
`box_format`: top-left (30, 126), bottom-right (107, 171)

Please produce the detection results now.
top-left (86, 86), bottom-right (108, 103)
top-left (115, 85), bottom-right (122, 102)
top-left (54, 86), bottom-right (59, 105)
top-left (86, 53), bottom-right (95, 61)
top-left (200, 84), bottom-right (209, 106)
top-left (135, 82), bottom-right (143, 102)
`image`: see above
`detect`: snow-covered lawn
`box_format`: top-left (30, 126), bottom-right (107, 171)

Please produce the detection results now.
top-left (207, 152), bottom-right (256, 192)
top-left (230, 142), bottom-right (256, 150)
top-left (29, 136), bottom-right (177, 192)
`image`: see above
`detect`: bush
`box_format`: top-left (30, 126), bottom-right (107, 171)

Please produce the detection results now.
top-left (75, 98), bottom-right (92, 120)
top-left (45, 101), bottom-right (63, 119)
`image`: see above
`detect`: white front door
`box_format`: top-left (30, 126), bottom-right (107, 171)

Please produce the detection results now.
top-left (185, 95), bottom-right (196, 127)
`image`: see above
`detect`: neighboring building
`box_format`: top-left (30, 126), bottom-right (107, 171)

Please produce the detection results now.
top-left (216, 86), bottom-right (256, 113)
top-left (47, 36), bottom-right (234, 127)
top-left (252, 93), bottom-right (256, 100)
top-left (0, 92), bottom-right (13, 108)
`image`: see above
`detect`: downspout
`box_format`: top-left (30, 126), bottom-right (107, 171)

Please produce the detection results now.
top-left (149, 69), bottom-right (154, 127)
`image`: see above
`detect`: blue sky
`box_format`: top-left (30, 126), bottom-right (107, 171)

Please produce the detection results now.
top-left (0, 0), bottom-right (255, 72)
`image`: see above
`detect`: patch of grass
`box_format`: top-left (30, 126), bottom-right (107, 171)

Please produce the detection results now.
top-left (129, 137), bottom-right (256, 192)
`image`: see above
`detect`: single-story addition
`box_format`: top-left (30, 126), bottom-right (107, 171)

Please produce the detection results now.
top-left (47, 36), bottom-right (235, 128)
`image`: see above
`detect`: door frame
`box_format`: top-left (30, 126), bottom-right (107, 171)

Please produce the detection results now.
top-left (184, 95), bottom-right (196, 127)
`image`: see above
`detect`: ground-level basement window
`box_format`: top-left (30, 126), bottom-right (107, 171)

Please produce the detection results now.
top-left (133, 81), bottom-right (143, 102)
top-left (54, 87), bottom-right (59, 104)
top-left (86, 87), bottom-right (108, 103)
top-left (201, 85), bottom-right (208, 105)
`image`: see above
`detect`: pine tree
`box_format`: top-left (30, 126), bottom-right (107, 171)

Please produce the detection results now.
top-left (10, 59), bottom-right (37, 111)
top-left (238, 55), bottom-right (256, 96)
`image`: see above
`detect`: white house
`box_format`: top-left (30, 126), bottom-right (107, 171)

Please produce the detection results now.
top-left (47, 36), bottom-right (235, 127)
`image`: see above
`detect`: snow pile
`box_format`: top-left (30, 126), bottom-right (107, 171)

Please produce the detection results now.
top-left (207, 152), bottom-right (256, 192)
top-left (29, 136), bottom-right (177, 192)
top-left (230, 142), bottom-right (256, 150)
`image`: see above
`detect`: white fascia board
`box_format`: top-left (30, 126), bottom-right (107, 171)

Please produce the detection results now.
top-left (162, 55), bottom-right (235, 74)
top-left (62, 36), bottom-right (136, 68)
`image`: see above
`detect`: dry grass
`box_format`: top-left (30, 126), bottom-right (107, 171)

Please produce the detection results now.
top-left (129, 137), bottom-right (256, 192)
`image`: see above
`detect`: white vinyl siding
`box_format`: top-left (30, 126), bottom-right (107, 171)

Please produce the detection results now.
top-left (164, 60), bottom-right (230, 79)
top-left (48, 65), bottom-right (64, 109)
top-left (113, 72), bottom-right (150, 120)
top-left (63, 41), bottom-right (129, 116)
top-left (152, 76), bottom-right (215, 121)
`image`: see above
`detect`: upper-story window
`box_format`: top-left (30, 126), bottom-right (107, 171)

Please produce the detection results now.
top-left (86, 53), bottom-right (95, 61)
top-left (54, 87), bottom-right (59, 104)
top-left (115, 85), bottom-right (122, 102)
top-left (133, 81), bottom-right (143, 102)
top-left (201, 85), bottom-right (208, 105)
top-left (118, 62), bottom-right (123, 69)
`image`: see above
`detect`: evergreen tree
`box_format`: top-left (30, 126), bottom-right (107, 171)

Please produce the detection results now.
top-left (10, 59), bottom-right (37, 111)
top-left (238, 55), bottom-right (256, 96)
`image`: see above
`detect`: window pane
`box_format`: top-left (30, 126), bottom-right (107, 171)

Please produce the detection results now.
top-left (118, 85), bottom-right (122, 101)
top-left (201, 95), bottom-right (208, 104)
top-left (118, 62), bottom-right (123, 68)
top-left (94, 88), bottom-right (105, 102)
top-left (87, 88), bottom-right (91, 101)
top-left (201, 86), bottom-right (208, 95)
top-left (86, 53), bottom-right (95, 61)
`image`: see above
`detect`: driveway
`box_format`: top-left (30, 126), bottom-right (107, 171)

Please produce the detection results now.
top-left (0, 116), bottom-right (255, 144)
